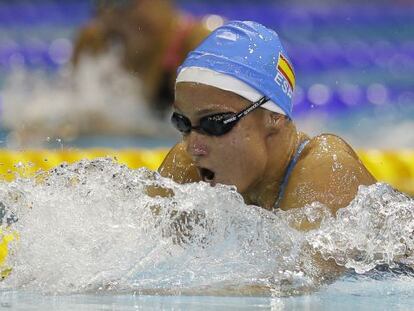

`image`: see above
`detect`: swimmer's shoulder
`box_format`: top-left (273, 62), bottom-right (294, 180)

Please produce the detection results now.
top-left (308, 133), bottom-right (359, 156)
top-left (303, 133), bottom-right (377, 171)
top-left (294, 133), bottom-right (374, 175)
top-left (158, 141), bottom-right (201, 184)
top-left (301, 133), bottom-right (363, 163)
top-left (280, 133), bottom-right (376, 214)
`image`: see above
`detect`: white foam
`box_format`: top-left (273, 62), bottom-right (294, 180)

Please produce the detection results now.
top-left (1, 50), bottom-right (175, 148)
top-left (0, 160), bottom-right (413, 296)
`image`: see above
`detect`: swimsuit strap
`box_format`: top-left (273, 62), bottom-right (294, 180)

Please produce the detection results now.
top-left (274, 139), bottom-right (310, 210)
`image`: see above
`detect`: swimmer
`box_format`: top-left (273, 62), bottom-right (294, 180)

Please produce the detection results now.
top-left (72, 0), bottom-right (211, 115)
top-left (0, 21), bottom-right (380, 284)
top-left (156, 21), bottom-right (380, 282)
top-left (159, 20), bottom-right (377, 231)
top-left (6, 0), bottom-right (213, 148)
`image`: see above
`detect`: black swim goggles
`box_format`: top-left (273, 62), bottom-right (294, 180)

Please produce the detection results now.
top-left (171, 96), bottom-right (270, 136)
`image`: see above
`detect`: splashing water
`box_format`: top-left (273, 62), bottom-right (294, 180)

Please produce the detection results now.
top-left (0, 159), bottom-right (413, 296)
top-left (307, 184), bottom-right (414, 273)
top-left (1, 51), bottom-right (175, 148)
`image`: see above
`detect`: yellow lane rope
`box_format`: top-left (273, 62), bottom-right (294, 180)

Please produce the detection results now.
top-left (0, 148), bottom-right (169, 181)
top-left (0, 148), bottom-right (412, 194)
top-left (357, 149), bottom-right (414, 196)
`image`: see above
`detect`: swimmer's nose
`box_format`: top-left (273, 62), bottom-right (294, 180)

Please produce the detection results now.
top-left (185, 132), bottom-right (208, 158)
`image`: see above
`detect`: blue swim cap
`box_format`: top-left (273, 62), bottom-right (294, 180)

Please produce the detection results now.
top-left (177, 20), bottom-right (295, 118)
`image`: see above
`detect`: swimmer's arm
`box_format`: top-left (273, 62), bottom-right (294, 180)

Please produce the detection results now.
top-left (72, 21), bottom-right (106, 65)
top-left (308, 149), bottom-right (375, 215)
top-left (282, 134), bottom-right (376, 223)
top-left (281, 135), bottom-right (376, 279)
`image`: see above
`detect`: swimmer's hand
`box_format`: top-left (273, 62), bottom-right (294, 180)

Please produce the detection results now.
top-left (146, 142), bottom-right (200, 199)
top-left (145, 145), bottom-right (208, 246)
top-left (158, 142), bottom-right (201, 184)
top-left (146, 142), bottom-right (201, 197)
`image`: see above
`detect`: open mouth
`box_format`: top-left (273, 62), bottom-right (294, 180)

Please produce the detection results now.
top-left (199, 167), bottom-right (215, 183)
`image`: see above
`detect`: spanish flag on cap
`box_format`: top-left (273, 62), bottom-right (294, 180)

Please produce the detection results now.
top-left (277, 53), bottom-right (295, 90)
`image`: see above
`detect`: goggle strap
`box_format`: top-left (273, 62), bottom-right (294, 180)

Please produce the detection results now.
top-left (223, 96), bottom-right (269, 125)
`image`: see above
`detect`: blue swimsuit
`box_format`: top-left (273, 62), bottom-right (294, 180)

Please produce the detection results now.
top-left (273, 140), bottom-right (309, 209)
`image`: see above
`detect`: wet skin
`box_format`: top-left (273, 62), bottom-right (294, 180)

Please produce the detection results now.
top-left (159, 82), bottom-right (376, 230)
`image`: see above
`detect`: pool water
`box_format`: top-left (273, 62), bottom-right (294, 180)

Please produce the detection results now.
top-left (0, 159), bottom-right (413, 310)
top-left (1, 275), bottom-right (414, 310)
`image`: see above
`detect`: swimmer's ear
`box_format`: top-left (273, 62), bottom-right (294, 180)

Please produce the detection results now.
top-left (264, 111), bottom-right (286, 133)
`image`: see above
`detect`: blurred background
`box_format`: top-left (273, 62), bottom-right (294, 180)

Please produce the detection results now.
top-left (0, 0), bottom-right (413, 150)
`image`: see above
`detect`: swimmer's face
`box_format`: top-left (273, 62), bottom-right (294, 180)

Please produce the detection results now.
top-left (174, 82), bottom-right (273, 194)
